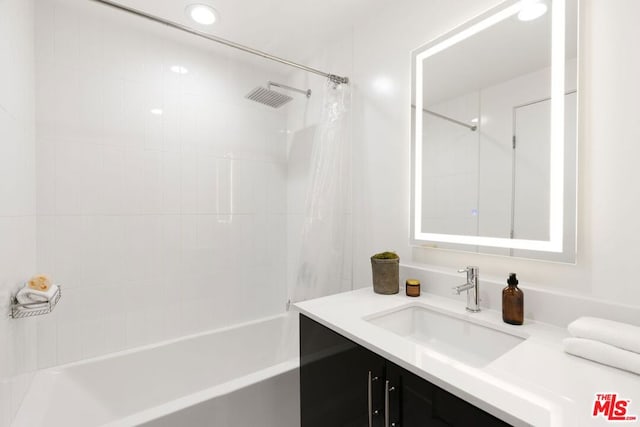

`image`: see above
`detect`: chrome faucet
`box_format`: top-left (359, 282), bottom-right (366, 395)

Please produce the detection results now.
top-left (453, 266), bottom-right (480, 312)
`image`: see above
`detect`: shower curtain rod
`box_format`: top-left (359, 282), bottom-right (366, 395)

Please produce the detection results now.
top-left (411, 105), bottom-right (477, 131)
top-left (88, 0), bottom-right (350, 85)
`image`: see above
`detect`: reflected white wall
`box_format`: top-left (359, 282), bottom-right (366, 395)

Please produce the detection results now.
top-left (420, 60), bottom-right (577, 256)
top-left (422, 92), bottom-right (480, 237)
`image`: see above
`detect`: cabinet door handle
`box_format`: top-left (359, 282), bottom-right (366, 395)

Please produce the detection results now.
top-left (385, 380), bottom-right (394, 427)
top-left (368, 371), bottom-right (379, 427)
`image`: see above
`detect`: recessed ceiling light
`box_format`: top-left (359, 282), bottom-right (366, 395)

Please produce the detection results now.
top-left (170, 65), bottom-right (189, 75)
top-left (185, 4), bottom-right (218, 26)
top-left (150, 108), bottom-right (163, 115)
top-left (518, 0), bottom-right (548, 21)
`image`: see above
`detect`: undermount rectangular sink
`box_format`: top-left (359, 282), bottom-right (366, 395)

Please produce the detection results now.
top-left (366, 304), bottom-right (525, 367)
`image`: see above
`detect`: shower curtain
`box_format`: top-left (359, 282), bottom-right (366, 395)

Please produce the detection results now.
top-left (292, 79), bottom-right (352, 303)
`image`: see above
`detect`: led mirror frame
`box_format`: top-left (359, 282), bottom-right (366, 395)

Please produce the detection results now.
top-left (412, 0), bottom-right (567, 252)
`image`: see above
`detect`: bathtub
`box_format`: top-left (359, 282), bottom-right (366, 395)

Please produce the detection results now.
top-left (12, 313), bottom-right (300, 427)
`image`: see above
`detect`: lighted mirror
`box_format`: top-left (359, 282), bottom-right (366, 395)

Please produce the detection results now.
top-left (411, 0), bottom-right (578, 262)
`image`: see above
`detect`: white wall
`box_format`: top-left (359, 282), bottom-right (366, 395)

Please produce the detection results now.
top-left (0, 0), bottom-right (37, 425)
top-left (32, 0), bottom-right (289, 367)
top-left (342, 0), bottom-right (640, 307)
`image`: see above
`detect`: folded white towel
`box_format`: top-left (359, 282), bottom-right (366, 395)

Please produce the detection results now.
top-left (16, 284), bottom-right (59, 305)
top-left (564, 337), bottom-right (640, 375)
top-left (568, 317), bottom-right (640, 354)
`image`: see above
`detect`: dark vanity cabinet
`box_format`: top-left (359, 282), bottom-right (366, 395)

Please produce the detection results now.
top-left (299, 313), bottom-right (386, 426)
top-left (300, 314), bottom-right (511, 427)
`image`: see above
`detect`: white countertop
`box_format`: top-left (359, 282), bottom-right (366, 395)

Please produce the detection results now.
top-left (295, 288), bottom-right (640, 427)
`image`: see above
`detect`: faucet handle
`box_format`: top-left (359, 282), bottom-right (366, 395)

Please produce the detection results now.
top-left (457, 268), bottom-right (469, 274)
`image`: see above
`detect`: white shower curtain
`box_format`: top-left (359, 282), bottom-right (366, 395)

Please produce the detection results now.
top-left (292, 79), bottom-right (352, 303)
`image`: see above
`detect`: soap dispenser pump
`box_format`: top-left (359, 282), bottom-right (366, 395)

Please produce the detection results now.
top-left (502, 273), bottom-right (523, 325)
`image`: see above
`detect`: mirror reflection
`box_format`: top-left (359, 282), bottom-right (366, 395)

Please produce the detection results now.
top-left (412, 0), bottom-right (578, 262)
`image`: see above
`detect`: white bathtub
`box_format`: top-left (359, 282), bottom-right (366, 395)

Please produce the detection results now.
top-left (13, 313), bottom-right (300, 427)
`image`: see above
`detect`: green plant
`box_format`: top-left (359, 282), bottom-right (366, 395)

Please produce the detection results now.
top-left (371, 251), bottom-right (399, 260)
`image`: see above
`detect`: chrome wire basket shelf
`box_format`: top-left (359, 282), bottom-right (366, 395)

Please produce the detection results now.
top-left (10, 286), bottom-right (62, 319)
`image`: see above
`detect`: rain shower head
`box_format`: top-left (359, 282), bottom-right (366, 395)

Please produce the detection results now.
top-left (245, 81), bottom-right (311, 109)
top-left (246, 86), bottom-right (294, 108)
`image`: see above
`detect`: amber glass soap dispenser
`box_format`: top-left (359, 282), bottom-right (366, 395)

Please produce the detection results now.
top-left (502, 273), bottom-right (523, 325)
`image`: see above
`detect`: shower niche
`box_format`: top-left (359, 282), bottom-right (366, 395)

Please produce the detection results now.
top-left (411, 0), bottom-right (578, 262)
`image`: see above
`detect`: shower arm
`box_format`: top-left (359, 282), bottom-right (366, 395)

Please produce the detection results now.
top-left (268, 81), bottom-right (312, 98)
top-left (88, 0), bottom-right (349, 85)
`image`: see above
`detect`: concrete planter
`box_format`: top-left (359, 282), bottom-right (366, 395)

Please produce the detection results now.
top-left (370, 257), bottom-right (399, 294)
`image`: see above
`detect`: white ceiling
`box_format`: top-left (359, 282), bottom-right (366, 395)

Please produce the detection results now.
top-left (97, 0), bottom-right (388, 65)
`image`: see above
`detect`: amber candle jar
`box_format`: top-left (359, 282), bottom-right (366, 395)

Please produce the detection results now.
top-left (405, 279), bottom-right (421, 297)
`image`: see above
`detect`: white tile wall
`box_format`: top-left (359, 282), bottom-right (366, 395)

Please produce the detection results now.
top-left (31, 0), bottom-right (290, 370)
top-left (0, 0), bottom-right (36, 424)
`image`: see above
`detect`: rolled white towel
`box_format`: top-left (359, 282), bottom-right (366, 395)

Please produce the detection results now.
top-left (16, 284), bottom-right (59, 305)
top-left (568, 317), bottom-right (640, 354)
top-left (564, 337), bottom-right (640, 376)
